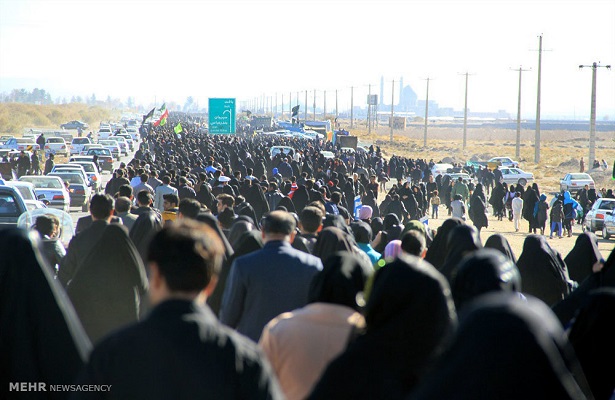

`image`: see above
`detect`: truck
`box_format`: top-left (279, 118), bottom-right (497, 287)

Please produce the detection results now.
top-left (335, 135), bottom-right (358, 150)
top-left (250, 116), bottom-right (274, 130)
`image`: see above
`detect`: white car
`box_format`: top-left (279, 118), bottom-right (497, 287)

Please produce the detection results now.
top-left (431, 163), bottom-right (454, 176)
top-left (18, 175), bottom-right (70, 212)
top-left (560, 173), bottom-right (595, 194)
top-left (51, 164), bottom-right (90, 188)
top-left (98, 127), bottom-right (112, 140)
top-left (488, 157), bottom-right (519, 168)
top-left (114, 133), bottom-right (135, 151)
top-left (80, 144), bottom-right (103, 156)
top-left (107, 136), bottom-right (129, 156)
top-left (583, 197), bottom-right (615, 233)
top-left (320, 151), bottom-right (335, 159)
top-left (70, 137), bottom-right (92, 155)
top-left (499, 167), bottom-right (534, 186)
top-left (69, 161), bottom-right (102, 193)
top-left (1, 137), bottom-right (40, 152)
top-left (125, 127), bottom-right (140, 141)
top-left (602, 211), bottom-right (615, 240)
top-left (44, 137), bottom-right (69, 156)
top-left (98, 140), bottom-right (121, 159)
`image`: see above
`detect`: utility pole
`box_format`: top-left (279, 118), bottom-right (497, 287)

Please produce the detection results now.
top-left (579, 62), bottom-right (611, 167)
top-left (335, 89), bottom-right (338, 120)
top-left (350, 86), bottom-right (354, 129)
top-left (458, 72), bottom-right (473, 150)
top-left (390, 79), bottom-right (394, 143)
top-left (423, 77), bottom-right (431, 147)
top-left (304, 90), bottom-right (308, 123)
top-left (313, 89), bottom-right (316, 121)
top-left (275, 93), bottom-right (278, 118)
top-left (535, 35), bottom-right (543, 163)
top-left (324, 90), bottom-right (327, 119)
top-left (511, 66), bottom-right (531, 159)
top-left (368, 84), bottom-right (372, 136)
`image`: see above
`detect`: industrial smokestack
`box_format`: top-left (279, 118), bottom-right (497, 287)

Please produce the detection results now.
top-left (380, 76), bottom-right (384, 105)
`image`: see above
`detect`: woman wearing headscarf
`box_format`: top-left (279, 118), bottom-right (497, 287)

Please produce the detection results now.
top-left (451, 249), bottom-right (522, 311)
top-left (489, 181), bottom-right (506, 221)
top-left (522, 183), bottom-right (540, 234)
top-left (424, 217), bottom-right (465, 270)
top-left (308, 255), bottom-right (457, 400)
top-left (291, 184), bottom-right (310, 214)
top-left (260, 252), bottom-right (373, 400)
top-left (362, 189), bottom-right (380, 219)
top-left (469, 183), bottom-right (488, 233)
top-left (374, 213), bottom-right (404, 254)
top-left (553, 247), bottom-right (615, 327)
top-left (0, 228), bottom-right (91, 390)
top-left (562, 190), bottom-right (580, 237)
top-left (408, 293), bottom-right (591, 400)
top-left (439, 224), bottom-right (482, 283)
top-left (278, 195), bottom-right (297, 213)
top-left (484, 233), bottom-right (517, 264)
top-left (245, 182), bottom-right (269, 220)
top-left (312, 227), bottom-right (355, 264)
top-left (227, 218), bottom-right (256, 250)
top-left (67, 224), bottom-right (149, 344)
top-left (565, 232), bottom-right (602, 284)
top-left (567, 288), bottom-right (615, 400)
top-left (517, 235), bottom-right (571, 307)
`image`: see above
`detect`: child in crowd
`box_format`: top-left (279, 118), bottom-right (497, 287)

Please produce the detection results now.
top-left (511, 192), bottom-right (523, 232)
top-left (450, 194), bottom-right (466, 221)
top-left (430, 190), bottom-right (441, 219)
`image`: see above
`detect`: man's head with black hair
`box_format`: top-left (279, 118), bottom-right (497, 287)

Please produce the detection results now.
top-left (147, 219), bottom-right (224, 305)
top-left (118, 184), bottom-right (133, 199)
top-left (137, 190), bottom-right (153, 207)
top-left (115, 196), bottom-right (132, 213)
top-left (178, 198), bottom-right (202, 219)
top-left (330, 191), bottom-right (342, 205)
top-left (140, 173), bottom-right (149, 183)
top-left (300, 206), bottom-right (323, 234)
top-left (162, 175), bottom-right (171, 185)
top-left (90, 194), bottom-right (114, 220)
top-left (163, 193), bottom-right (179, 209)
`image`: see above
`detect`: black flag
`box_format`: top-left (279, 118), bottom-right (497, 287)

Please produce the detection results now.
top-left (291, 105), bottom-right (300, 124)
top-left (142, 107), bottom-right (155, 124)
top-left (291, 105), bottom-right (300, 116)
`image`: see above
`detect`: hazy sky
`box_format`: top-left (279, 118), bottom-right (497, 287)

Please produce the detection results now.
top-left (1, 0), bottom-right (614, 119)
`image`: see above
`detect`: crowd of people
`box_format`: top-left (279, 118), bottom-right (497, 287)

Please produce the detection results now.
top-left (2, 114), bottom-right (613, 399)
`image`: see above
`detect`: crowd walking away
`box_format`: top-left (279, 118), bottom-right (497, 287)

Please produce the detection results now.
top-left (1, 113), bottom-right (613, 399)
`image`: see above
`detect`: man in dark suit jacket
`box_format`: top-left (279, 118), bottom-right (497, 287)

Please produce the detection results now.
top-left (59, 194), bottom-right (115, 287)
top-left (220, 211), bottom-right (323, 342)
top-left (72, 220), bottom-right (283, 400)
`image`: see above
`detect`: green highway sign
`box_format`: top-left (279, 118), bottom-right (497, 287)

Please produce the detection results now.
top-left (208, 98), bottom-right (236, 134)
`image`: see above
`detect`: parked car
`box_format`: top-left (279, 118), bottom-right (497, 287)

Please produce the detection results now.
top-left (98, 140), bottom-right (121, 159)
top-left (97, 127), bottom-right (113, 140)
top-left (19, 175), bottom-right (70, 212)
top-left (3, 180), bottom-right (47, 211)
top-left (488, 157), bottom-right (519, 168)
top-left (445, 172), bottom-right (477, 185)
top-left (0, 135), bottom-right (14, 145)
top-left (583, 198), bottom-right (615, 233)
top-left (86, 148), bottom-right (114, 172)
top-left (114, 133), bottom-right (134, 151)
top-left (69, 155), bottom-right (95, 163)
top-left (499, 167), bottom-right (534, 186)
top-left (125, 127), bottom-right (140, 141)
top-left (320, 151), bottom-right (335, 159)
top-left (70, 137), bottom-right (92, 155)
top-left (44, 137), bottom-right (69, 156)
top-left (48, 172), bottom-right (92, 212)
top-left (601, 211), bottom-right (615, 240)
top-left (51, 164), bottom-right (90, 189)
top-left (560, 173), bottom-right (595, 194)
top-left (107, 136), bottom-right (128, 156)
top-left (80, 143), bottom-right (103, 155)
top-left (0, 185), bottom-right (28, 230)
top-left (431, 163), bottom-right (455, 177)
top-left (67, 161), bottom-right (102, 193)
top-left (1, 137), bottom-right (40, 152)
top-left (61, 120), bottom-right (89, 130)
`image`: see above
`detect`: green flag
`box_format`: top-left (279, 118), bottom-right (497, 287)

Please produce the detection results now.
top-left (174, 122), bottom-right (183, 134)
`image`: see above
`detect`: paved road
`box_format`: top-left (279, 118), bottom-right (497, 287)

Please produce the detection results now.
top-left (69, 147), bottom-right (137, 228)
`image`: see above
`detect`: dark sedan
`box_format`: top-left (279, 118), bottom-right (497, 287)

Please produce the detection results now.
top-left (61, 120), bottom-right (89, 130)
